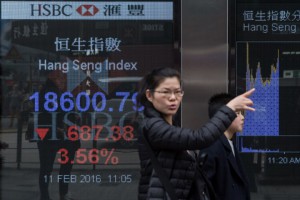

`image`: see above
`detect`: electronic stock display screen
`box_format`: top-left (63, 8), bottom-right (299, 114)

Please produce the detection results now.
top-left (0, 1), bottom-right (180, 199)
top-left (232, 0), bottom-right (300, 185)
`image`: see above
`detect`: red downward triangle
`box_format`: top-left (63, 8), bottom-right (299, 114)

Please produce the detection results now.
top-left (35, 128), bottom-right (49, 141)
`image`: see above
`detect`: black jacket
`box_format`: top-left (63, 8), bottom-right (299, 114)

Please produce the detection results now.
top-left (201, 135), bottom-right (251, 200)
top-left (138, 105), bottom-right (237, 200)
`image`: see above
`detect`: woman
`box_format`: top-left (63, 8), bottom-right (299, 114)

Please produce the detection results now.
top-left (37, 71), bottom-right (80, 200)
top-left (137, 67), bottom-right (255, 200)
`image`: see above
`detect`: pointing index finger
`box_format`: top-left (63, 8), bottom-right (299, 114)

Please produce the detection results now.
top-left (241, 88), bottom-right (255, 97)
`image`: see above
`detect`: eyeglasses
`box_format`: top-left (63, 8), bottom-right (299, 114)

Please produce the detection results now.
top-left (152, 90), bottom-right (184, 98)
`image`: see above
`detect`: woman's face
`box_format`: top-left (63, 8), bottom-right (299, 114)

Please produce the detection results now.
top-left (146, 77), bottom-right (183, 124)
top-left (52, 74), bottom-right (66, 91)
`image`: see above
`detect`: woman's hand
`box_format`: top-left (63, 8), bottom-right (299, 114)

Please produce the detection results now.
top-left (226, 88), bottom-right (255, 112)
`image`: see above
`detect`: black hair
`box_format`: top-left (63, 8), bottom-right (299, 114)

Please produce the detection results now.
top-left (137, 67), bottom-right (181, 110)
top-left (208, 93), bottom-right (234, 119)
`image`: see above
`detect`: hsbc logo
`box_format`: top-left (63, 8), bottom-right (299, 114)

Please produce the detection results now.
top-left (30, 4), bottom-right (100, 17)
top-left (31, 4), bottom-right (72, 16)
top-left (76, 5), bottom-right (99, 16)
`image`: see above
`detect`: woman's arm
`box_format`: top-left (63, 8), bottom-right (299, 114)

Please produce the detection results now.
top-left (144, 105), bottom-right (236, 150)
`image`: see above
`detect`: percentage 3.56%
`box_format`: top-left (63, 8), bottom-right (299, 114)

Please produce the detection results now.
top-left (58, 148), bottom-right (119, 165)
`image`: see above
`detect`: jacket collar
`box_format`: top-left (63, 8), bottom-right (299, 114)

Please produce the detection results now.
top-left (144, 106), bottom-right (162, 118)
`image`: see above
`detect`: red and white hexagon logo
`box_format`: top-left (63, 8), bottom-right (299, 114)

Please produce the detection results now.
top-left (76, 5), bottom-right (99, 16)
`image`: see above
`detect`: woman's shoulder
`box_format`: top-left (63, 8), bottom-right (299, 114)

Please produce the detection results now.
top-left (143, 116), bottom-right (166, 129)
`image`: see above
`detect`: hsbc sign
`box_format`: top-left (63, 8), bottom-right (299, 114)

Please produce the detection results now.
top-left (1, 1), bottom-right (173, 20)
